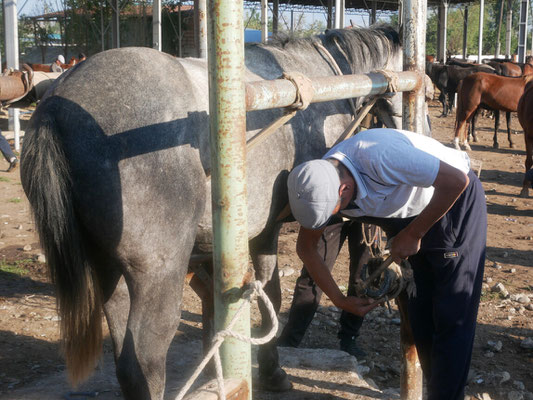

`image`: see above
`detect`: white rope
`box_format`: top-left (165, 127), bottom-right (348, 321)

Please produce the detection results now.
top-left (175, 280), bottom-right (279, 400)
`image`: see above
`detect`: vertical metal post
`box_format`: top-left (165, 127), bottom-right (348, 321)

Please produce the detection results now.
top-left (463, 6), bottom-right (469, 59)
top-left (207, 0), bottom-right (251, 395)
top-left (517, 0), bottom-right (528, 62)
top-left (495, 0), bottom-right (504, 57)
top-left (327, 0), bottom-right (333, 29)
top-left (152, 0), bottom-right (162, 51)
top-left (438, 1), bottom-right (448, 62)
top-left (100, 2), bottom-right (105, 52)
top-left (261, 0), bottom-right (268, 43)
top-left (370, 0), bottom-right (377, 25)
top-left (505, 0), bottom-right (513, 58)
top-left (273, 0), bottom-right (279, 34)
top-left (178, 3), bottom-right (183, 57)
top-left (5, 0), bottom-right (20, 151)
top-left (403, 0), bottom-right (427, 137)
top-left (195, 0), bottom-right (207, 58)
top-left (478, 0), bottom-right (484, 63)
top-left (401, 5), bottom-right (426, 399)
top-left (334, 0), bottom-right (341, 28)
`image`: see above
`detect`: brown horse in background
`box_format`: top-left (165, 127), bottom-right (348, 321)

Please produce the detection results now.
top-left (28, 56), bottom-right (78, 72)
top-left (517, 81), bottom-right (533, 197)
top-left (454, 72), bottom-right (533, 150)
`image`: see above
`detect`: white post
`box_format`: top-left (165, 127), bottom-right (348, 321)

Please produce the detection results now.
top-left (334, 0), bottom-right (344, 28)
top-left (152, 0), bottom-right (162, 51)
top-left (261, 0), bottom-right (268, 43)
top-left (197, 0), bottom-right (207, 58)
top-left (478, 0), bottom-right (484, 63)
top-left (5, 0), bottom-right (21, 152)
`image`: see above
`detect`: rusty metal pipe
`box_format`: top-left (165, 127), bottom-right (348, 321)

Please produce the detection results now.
top-left (245, 70), bottom-right (420, 112)
top-left (0, 74), bottom-right (26, 101)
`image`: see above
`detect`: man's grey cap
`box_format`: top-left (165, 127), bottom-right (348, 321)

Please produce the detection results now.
top-left (287, 159), bottom-right (340, 229)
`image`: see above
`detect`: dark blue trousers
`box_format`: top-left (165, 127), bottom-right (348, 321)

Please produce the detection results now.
top-left (0, 131), bottom-right (16, 162)
top-left (359, 170), bottom-right (486, 400)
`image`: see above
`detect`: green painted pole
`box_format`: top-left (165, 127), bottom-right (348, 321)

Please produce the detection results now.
top-left (207, 0), bottom-right (251, 394)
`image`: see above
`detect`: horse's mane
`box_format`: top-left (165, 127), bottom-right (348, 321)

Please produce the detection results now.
top-left (524, 74), bottom-right (533, 84)
top-left (249, 24), bottom-right (400, 74)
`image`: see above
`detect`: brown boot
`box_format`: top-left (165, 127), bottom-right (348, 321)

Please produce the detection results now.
top-left (7, 158), bottom-right (18, 172)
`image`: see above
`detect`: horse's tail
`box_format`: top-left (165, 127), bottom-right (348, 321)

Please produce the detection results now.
top-left (454, 80), bottom-right (466, 141)
top-left (20, 111), bottom-right (102, 386)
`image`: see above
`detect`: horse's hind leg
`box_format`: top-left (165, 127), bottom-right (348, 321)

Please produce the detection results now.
top-left (520, 129), bottom-right (533, 197)
top-left (249, 225), bottom-right (292, 392)
top-left (491, 110), bottom-right (500, 149)
top-left (506, 111), bottom-right (514, 148)
top-left (115, 254), bottom-right (190, 400)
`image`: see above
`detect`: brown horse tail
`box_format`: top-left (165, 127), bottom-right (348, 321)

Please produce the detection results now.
top-left (20, 111), bottom-right (102, 386)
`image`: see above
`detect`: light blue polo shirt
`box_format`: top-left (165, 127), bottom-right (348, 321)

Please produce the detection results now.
top-left (323, 128), bottom-right (471, 219)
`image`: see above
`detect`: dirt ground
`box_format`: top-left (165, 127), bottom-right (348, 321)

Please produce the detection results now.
top-left (0, 99), bottom-right (532, 400)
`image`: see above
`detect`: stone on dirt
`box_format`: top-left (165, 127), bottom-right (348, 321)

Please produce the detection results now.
top-left (520, 337), bottom-right (533, 349)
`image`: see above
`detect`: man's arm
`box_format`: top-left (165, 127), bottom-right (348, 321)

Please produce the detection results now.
top-left (297, 226), bottom-right (378, 316)
top-left (390, 160), bottom-right (469, 262)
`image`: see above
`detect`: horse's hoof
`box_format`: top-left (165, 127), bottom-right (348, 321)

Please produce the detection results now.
top-left (519, 189), bottom-right (529, 198)
top-left (473, 137), bottom-right (479, 143)
top-left (257, 367), bottom-right (293, 392)
top-left (464, 144), bottom-right (472, 151)
top-left (493, 143), bottom-right (499, 149)
top-left (510, 144), bottom-right (515, 149)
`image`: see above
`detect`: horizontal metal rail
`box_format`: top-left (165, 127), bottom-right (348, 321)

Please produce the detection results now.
top-left (245, 70), bottom-right (421, 112)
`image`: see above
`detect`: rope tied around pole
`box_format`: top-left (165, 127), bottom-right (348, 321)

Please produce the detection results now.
top-left (175, 280), bottom-right (279, 400)
top-left (281, 71), bottom-right (315, 110)
top-left (374, 69), bottom-right (400, 94)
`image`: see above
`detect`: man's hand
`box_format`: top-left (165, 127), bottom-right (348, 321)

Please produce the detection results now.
top-left (389, 229), bottom-right (421, 263)
top-left (336, 295), bottom-right (381, 317)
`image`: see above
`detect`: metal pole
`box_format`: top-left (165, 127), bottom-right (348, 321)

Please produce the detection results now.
top-left (506, 0), bottom-right (512, 58)
top-left (370, 0), bottom-right (377, 25)
top-left (438, 1), bottom-right (448, 61)
top-left (273, 0), bottom-right (279, 34)
top-left (178, 3), bottom-right (182, 57)
top-left (152, 0), bottom-right (161, 51)
top-left (495, 0), bottom-right (504, 57)
top-left (517, 0), bottom-right (529, 62)
top-left (196, 0), bottom-right (207, 58)
top-left (478, 0), bottom-right (484, 63)
top-left (245, 71), bottom-right (419, 111)
top-left (207, 0), bottom-right (251, 394)
top-left (401, 4), bottom-right (426, 398)
top-left (463, 6), bottom-right (469, 59)
top-left (334, 0), bottom-right (341, 28)
top-left (114, 0), bottom-right (120, 48)
top-left (261, 0), bottom-right (267, 43)
top-left (327, 0), bottom-right (333, 29)
top-left (100, 2), bottom-right (105, 52)
top-left (5, 0), bottom-right (20, 151)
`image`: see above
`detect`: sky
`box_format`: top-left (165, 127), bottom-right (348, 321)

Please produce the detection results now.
top-left (16, 0), bottom-right (372, 27)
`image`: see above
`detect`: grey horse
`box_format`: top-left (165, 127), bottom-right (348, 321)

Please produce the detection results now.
top-left (21, 25), bottom-right (403, 399)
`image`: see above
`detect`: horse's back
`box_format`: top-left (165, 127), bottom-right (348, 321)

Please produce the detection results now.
top-left (26, 47), bottom-right (208, 261)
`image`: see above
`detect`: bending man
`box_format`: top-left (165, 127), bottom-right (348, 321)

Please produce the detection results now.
top-left (287, 128), bottom-right (486, 400)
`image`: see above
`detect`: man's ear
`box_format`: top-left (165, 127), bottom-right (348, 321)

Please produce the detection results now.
top-left (338, 183), bottom-right (351, 198)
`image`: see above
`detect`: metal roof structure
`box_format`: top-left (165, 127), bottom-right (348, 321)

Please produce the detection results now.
top-left (242, 0), bottom-right (478, 14)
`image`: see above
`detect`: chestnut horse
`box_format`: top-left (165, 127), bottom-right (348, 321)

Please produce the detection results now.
top-left (454, 72), bottom-right (533, 150)
top-left (517, 81), bottom-right (533, 197)
top-left (28, 56), bottom-right (78, 72)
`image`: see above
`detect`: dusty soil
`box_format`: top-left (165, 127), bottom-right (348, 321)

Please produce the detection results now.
top-left (0, 100), bottom-right (532, 399)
